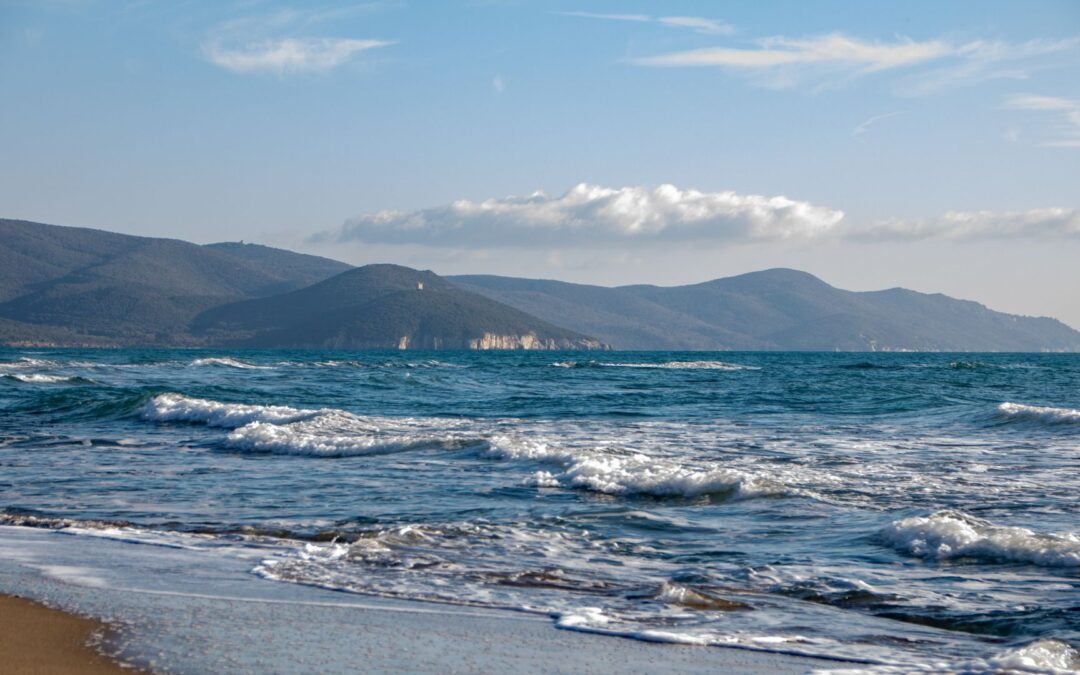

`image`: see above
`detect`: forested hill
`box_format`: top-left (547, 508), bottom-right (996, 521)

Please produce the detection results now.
top-left (0, 219), bottom-right (349, 346)
top-left (451, 269), bottom-right (1080, 352)
top-left (192, 264), bottom-right (606, 350)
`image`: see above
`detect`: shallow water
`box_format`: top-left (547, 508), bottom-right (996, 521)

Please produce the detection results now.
top-left (1, 349), bottom-right (1077, 671)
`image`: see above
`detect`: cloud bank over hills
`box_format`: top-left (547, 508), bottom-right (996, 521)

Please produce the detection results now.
top-left (319, 184), bottom-right (1078, 248)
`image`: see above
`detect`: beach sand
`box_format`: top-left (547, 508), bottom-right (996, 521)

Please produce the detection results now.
top-left (0, 594), bottom-right (132, 674)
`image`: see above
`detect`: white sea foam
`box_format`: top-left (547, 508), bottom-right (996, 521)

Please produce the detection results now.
top-left (882, 510), bottom-right (1080, 567)
top-left (551, 360), bottom-right (758, 370)
top-left (487, 435), bottom-right (789, 499)
top-left (144, 393), bottom-right (318, 427)
top-left (605, 361), bottom-right (760, 370)
top-left (0, 357), bottom-right (57, 370)
top-left (189, 357), bottom-right (273, 369)
top-left (819, 639), bottom-right (1080, 674)
top-left (226, 411), bottom-right (474, 457)
top-left (990, 639), bottom-right (1080, 674)
top-left (144, 394), bottom-right (473, 457)
top-left (996, 402), bottom-right (1080, 426)
top-left (4, 373), bottom-right (81, 383)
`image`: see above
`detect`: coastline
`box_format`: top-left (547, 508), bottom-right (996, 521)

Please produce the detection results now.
top-left (0, 525), bottom-right (834, 674)
top-left (0, 593), bottom-right (136, 674)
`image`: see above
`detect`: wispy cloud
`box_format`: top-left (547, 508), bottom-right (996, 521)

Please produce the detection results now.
top-left (634, 33), bottom-right (1079, 92)
top-left (558, 11), bottom-right (650, 24)
top-left (200, 6), bottom-right (395, 76)
top-left (896, 38), bottom-right (1079, 96)
top-left (656, 16), bottom-right (734, 36)
top-left (636, 34), bottom-right (949, 71)
top-left (559, 10), bottom-right (733, 36)
top-left (853, 208), bottom-right (1080, 240)
top-left (203, 37), bottom-right (391, 74)
top-left (852, 111), bottom-right (905, 142)
top-left (1004, 94), bottom-right (1080, 148)
top-left (318, 184), bottom-right (844, 247)
top-left (492, 74), bottom-right (506, 92)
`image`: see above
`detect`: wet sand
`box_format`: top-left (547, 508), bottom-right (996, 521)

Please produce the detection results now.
top-left (0, 525), bottom-right (834, 674)
top-left (0, 594), bottom-right (133, 674)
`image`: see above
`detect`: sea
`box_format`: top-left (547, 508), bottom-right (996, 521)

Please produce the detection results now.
top-left (1, 349), bottom-right (1077, 672)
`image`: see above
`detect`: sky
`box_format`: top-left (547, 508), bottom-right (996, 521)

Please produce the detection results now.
top-left (1, 0), bottom-right (1079, 326)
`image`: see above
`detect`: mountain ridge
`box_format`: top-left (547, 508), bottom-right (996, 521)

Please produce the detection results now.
top-left (450, 269), bottom-right (1080, 352)
top-left (1, 218), bottom-right (1076, 351)
top-left (193, 264), bottom-right (605, 350)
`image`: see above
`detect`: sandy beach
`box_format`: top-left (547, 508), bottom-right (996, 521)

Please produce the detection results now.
top-left (0, 594), bottom-right (133, 674)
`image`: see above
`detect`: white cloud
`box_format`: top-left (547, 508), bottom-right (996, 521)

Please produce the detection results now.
top-left (656, 16), bottom-right (734, 36)
top-left (319, 184), bottom-right (1080, 248)
top-left (322, 184), bottom-right (846, 247)
top-left (203, 37), bottom-right (391, 74)
top-left (1004, 93), bottom-right (1080, 147)
top-left (559, 10), bottom-right (732, 36)
top-left (896, 38), bottom-right (1079, 96)
top-left (854, 208), bottom-right (1080, 240)
top-left (557, 11), bottom-right (650, 23)
top-left (634, 33), bottom-right (1079, 92)
top-left (636, 33), bottom-right (950, 71)
top-left (852, 110), bottom-right (905, 141)
top-left (492, 74), bottom-right (505, 92)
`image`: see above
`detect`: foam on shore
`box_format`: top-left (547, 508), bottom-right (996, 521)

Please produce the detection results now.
top-left (882, 510), bottom-right (1080, 567)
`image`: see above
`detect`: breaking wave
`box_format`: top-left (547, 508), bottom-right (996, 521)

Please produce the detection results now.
top-left (3, 373), bottom-right (93, 384)
top-left (144, 393), bottom-right (319, 427)
top-left (882, 510), bottom-right (1080, 568)
top-left (486, 435), bottom-right (792, 500)
top-left (552, 360), bottom-right (759, 371)
top-left (995, 402), bottom-right (1080, 426)
top-left (189, 357), bottom-right (273, 370)
top-left (0, 357), bottom-right (57, 370)
top-left (143, 393), bottom-right (475, 457)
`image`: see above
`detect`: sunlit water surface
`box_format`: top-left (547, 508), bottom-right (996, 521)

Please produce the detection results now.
top-left (1, 349), bottom-right (1078, 671)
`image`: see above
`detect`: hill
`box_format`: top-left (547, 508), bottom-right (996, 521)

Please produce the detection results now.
top-left (0, 219), bottom-right (350, 345)
top-left (451, 269), bottom-right (1080, 351)
top-left (193, 264), bottom-right (606, 349)
top-left (3, 218), bottom-right (1076, 351)
top-left (205, 241), bottom-right (352, 288)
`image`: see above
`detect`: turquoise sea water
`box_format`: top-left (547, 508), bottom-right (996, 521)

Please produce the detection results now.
top-left (1, 349), bottom-right (1077, 670)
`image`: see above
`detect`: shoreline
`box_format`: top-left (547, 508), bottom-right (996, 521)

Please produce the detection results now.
top-left (0, 525), bottom-right (834, 674)
top-left (0, 593), bottom-right (138, 674)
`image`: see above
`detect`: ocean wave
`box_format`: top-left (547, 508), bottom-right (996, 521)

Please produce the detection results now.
top-left (0, 357), bottom-right (58, 370)
top-left (2, 373), bottom-right (92, 384)
top-left (0, 512), bottom-right (134, 530)
top-left (988, 639), bottom-right (1080, 674)
top-left (143, 393), bottom-right (474, 457)
top-left (274, 359), bottom-right (366, 369)
top-left (226, 411), bottom-right (476, 457)
top-left (656, 582), bottom-right (750, 611)
top-left (821, 639), bottom-right (1080, 674)
top-left (189, 357), bottom-right (273, 370)
top-left (882, 510), bottom-right (1080, 568)
top-left (552, 360), bottom-right (759, 371)
top-left (995, 402), bottom-right (1080, 426)
top-left (144, 393), bottom-right (319, 427)
top-left (487, 435), bottom-right (791, 500)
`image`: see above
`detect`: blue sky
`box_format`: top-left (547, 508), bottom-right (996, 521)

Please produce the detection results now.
top-left (2, 1), bottom-right (1079, 326)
